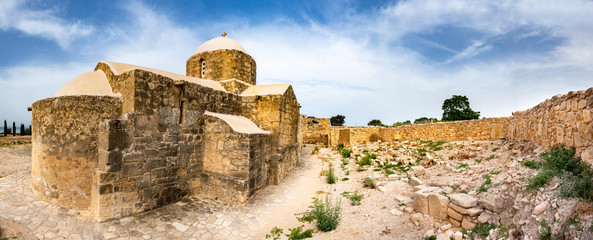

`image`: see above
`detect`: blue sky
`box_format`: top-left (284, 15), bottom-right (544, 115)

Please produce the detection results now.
top-left (1, 0), bottom-right (592, 127)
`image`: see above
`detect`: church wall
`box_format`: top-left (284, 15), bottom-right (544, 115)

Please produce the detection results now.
top-left (187, 49), bottom-right (257, 85)
top-left (91, 69), bottom-right (247, 221)
top-left (240, 88), bottom-right (300, 185)
top-left (31, 95), bottom-right (122, 210)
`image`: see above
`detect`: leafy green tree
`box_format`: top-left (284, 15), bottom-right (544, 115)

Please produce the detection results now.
top-left (330, 115), bottom-right (345, 126)
top-left (367, 119), bottom-right (383, 126)
top-left (414, 117), bottom-right (429, 124)
top-left (442, 95), bottom-right (480, 121)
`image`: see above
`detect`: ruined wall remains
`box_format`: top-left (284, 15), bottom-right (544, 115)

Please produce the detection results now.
top-left (187, 49), bottom-right (257, 85)
top-left (507, 88), bottom-right (593, 163)
top-left (314, 87), bottom-right (593, 163)
top-left (32, 96), bottom-right (122, 210)
top-left (301, 116), bottom-right (331, 145)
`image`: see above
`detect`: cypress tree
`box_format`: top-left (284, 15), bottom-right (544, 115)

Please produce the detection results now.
top-left (20, 124), bottom-right (25, 136)
top-left (12, 122), bottom-right (16, 136)
top-left (3, 120), bottom-right (6, 136)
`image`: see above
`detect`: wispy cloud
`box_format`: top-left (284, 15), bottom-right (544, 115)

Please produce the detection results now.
top-left (0, 0), bottom-right (94, 48)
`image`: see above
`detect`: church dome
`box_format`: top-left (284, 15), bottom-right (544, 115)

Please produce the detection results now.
top-left (54, 70), bottom-right (115, 97)
top-left (194, 36), bottom-right (246, 54)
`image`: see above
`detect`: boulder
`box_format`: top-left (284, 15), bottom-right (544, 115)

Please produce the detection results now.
top-left (448, 203), bottom-right (483, 216)
top-left (477, 212), bottom-right (492, 224)
top-left (447, 207), bottom-right (463, 221)
top-left (533, 201), bottom-right (549, 215)
top-left (462, 216), bottom-right (476, 230)
top-left (449, 217), bottom-right (461, 227)
top-left (448, 193), bottom-right (478, 208)
top-left (410, 177), bottom-right (423, 186)
top-left (411, 166), bottom-right (426, 176)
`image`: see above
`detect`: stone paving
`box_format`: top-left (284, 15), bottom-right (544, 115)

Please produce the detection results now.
top-left (0, 145), bottom-right (318, 240)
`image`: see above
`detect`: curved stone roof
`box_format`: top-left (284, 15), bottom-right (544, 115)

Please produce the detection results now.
top-left (241, 84), bottom-right (291, 96)
top-left (204, 111), bottom-right (270, 134)
top-left (54, 70), bottom-right (116, 97)
top-left (99, 61), bottom-right (227, 92)
top-left (194, 37), bottom-right (246, 54)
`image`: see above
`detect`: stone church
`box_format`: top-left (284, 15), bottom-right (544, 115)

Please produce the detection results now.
top-left (31, 34), bottom-right (301, 221)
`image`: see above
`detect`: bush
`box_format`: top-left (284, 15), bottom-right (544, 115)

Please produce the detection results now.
top-left (286, 225), bottom-right (313, 240)
top-left (326, 167), bottom-right (336, 184)
top-left (363, 177), bottom-right (376, 189)
top-left (341, 148), bottom-right (352, 158)
top-left (312, 146), bottom-right (320, 154)
top-left (313, 196), bottom-right (341, 232)
top-left (522, 160), bottom-right (542, 169)
top-left (526, 145), bottom-right (593, 201)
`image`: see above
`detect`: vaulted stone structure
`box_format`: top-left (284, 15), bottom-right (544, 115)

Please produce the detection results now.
top-left (31, 34), bottom-right (301, 221)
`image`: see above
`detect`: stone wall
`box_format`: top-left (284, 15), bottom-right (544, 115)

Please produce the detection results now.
top-left (507, 88), bottom-right (593, 163)
top-left (301, 116), bottom-right (331, 145)
top-left (313, 87), bottom-right (593, 163)
top-left (187, 49), bottom-right (257, 85)
top-left (32, 95), bottom-right (122, 210)
top-left (201, 115), bottom-right (270, 203)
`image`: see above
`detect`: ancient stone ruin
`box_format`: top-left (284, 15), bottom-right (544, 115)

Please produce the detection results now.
top-left (31, 35), bottom-right (301, 222)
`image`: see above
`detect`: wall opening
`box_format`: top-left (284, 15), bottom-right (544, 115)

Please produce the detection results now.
top-left (199, 59), bottom-right (205, 78)
top-left (179, 101), bottom-right (185, 124)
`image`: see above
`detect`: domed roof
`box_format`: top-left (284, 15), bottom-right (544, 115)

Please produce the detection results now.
top-left (54, 70), bottom-right (115, 97)
top-left (194, 36), bottom-right (246, 54)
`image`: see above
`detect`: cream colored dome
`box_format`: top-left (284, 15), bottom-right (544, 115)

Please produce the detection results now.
top-left (54, 70), bottom-right (115, 97)
top-left (194, 37), bottom-right (246, 54)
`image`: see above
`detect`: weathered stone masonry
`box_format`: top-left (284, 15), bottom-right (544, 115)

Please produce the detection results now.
top-left (31, 36), bottom-right (301, 222)
top-left (311, 87), bottom-right (593, 163)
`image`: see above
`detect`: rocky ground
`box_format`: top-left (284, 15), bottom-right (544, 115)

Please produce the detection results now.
top-left (1, 137), bottom-right (593, 239)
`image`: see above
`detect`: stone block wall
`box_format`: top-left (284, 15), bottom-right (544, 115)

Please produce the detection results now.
top-left (201, 115), bottom-right (271, 203)
top-left (507, 88), bottom-right (593, 163)
top-left (31, 96), bottom-right (122, 210)
top-left (312, 87), bottom-right (593, 162)
top-left (301, 116), bottom-right (331, 145)
top-left (241, 87), bottom-right (300, 184)
top-left (187, 49), bottom-right (257, 85)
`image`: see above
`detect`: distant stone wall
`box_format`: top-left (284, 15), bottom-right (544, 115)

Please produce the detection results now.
top-left (507, 88), bottom-right (593, 163)
top-left (317, 87), bottom-right (593, 163)
top-left (187, 49), bottom-right (257, 85)
top-left (32, 95), bottom-right (122, 210)
top-left (301, 116), bottom-right (331, 145)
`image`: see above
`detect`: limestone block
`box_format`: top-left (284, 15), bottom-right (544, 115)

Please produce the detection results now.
top-left (449, 218), bottom-right (461, 227)
top-left (477, 212), bottom-right (491, 224)
top-left (462, 216), bottom-right (476, 230)
top-left (410, 177), bottom-right (423, 186)
top-left (448, 203), bottom-right (483, 216)
top-left (533, 201), bottom-right (549, 215)
top-left (447, 207), bottom-right (463, 221)
top-left (414, 187), bottom-right (443, 214)
top-left (411, 166), bottom-right (426, 176)
top-left (428, 193), bottom-right (450, 220)
top-left (448, 193), bottom-right (478, 208)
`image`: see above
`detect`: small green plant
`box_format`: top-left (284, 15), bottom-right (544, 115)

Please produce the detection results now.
top-left (472, 223), bottom-right (496, 238)
top-left (312, 146), bottom-right (320, 154)
top-left (540, 219), bottom-right (551, 240)
top-left (266, 227), bottom-right (283, 240)
top-left (313, 196), bottom-right (342, 232)
top-left (341, 148), bottom-right (352, 158)
top-left (345, 170), bottom-right (350, 175)
top-left (448, 185), bottom-right (458, 190)
top-left (356, 166), bottom-right (365, 172)
top-left (492, 147), bottom-right (500, 152)
top-left (342, 191), bottom-right (363, 206)
top-left (326, 167), bottom-right (336, 184)
top-left (491, 170), bottom-right (501, 175)
top-left (526, 169), bottom-right (555, 192)
top-left (484, 154), bottom-right (497, 161)
top-left (522, 160), bottom-right (542, 169)
top-left (424, 235), bottom-right (436, 240)
top-left (460, 189), bottom-right (468, 194)
top-left (456, 162), bottom-right (469, 170)
top-left (363, 177), bottom-right (376, 189)
top-left (286, 225), bottom-right (313, 240)
top-left (341, 177), bottom-right (349, 181)
top-left (477, 174), bottom-right (493, 193)
top-left (358, 155), bottom-right (372, 166)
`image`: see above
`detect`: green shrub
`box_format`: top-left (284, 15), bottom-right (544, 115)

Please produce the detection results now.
top-left (358, 156), bottom-right (372, 166)
top-left (341, 148), bottom-right (351, 158)
top-left (266, 227), bottom-right (283, 240)
top-left (313, 196), bottom-right (341, 232)
top-left (526, 169), bottom-right (555, 192)
top-left (424, 235), bottom-right (436, 240)
top-left (522, 160), bottom-right (542, 169)
top-left (477, 174), bottom-right (493, 193)
top-left (286, 225), bottom-right (313, 240)
top-left (492, 147), bottom-right (500, 152)
top-left (326, 167), bottom-right (336, 184)
top-left (363, 177), bottom-right (376, 189)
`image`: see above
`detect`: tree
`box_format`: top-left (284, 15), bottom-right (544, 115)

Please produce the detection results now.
top-left (413, 117), bottom-right (429, 124)
top-left (441, 95), bottom-right (480, 121)
top-left (20, 124), bottom-right (25, 136)
top-left (367, 119), bottom-right (383, 126)
top-left (3, 120), bottom-right (6, 136)
top-left (330, 115), bottom-right (345, 126)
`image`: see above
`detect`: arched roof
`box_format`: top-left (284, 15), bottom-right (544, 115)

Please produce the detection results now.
top-left (54, 70), bottom-right (116, 97)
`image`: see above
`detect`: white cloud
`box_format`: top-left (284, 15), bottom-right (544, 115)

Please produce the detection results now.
top-left (0, 0), bottom-right (94, 48)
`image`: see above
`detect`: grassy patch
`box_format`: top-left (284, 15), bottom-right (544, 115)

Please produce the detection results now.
top-left (286, 225), bottom-right (313, 240)
top-left (456, 162), bottom-right (469, 171)
top-left (540, 219), bottom-right (551, 240)
top-left (341, 191), bottom-right (363, 206)
top-left (0, 140), bottom-right (30, 148)
top-left (341, 148), bottom-right (352, 158)
top-left (522, 160), bottom-right (542, 169)
top-left (477, 174), bottom-right (493, 193)
top-left (358, 153), bottom-right (376, 166)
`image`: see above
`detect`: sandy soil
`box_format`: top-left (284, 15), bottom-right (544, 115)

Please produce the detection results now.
top-left (0, 143), bottom-right (31, 178)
